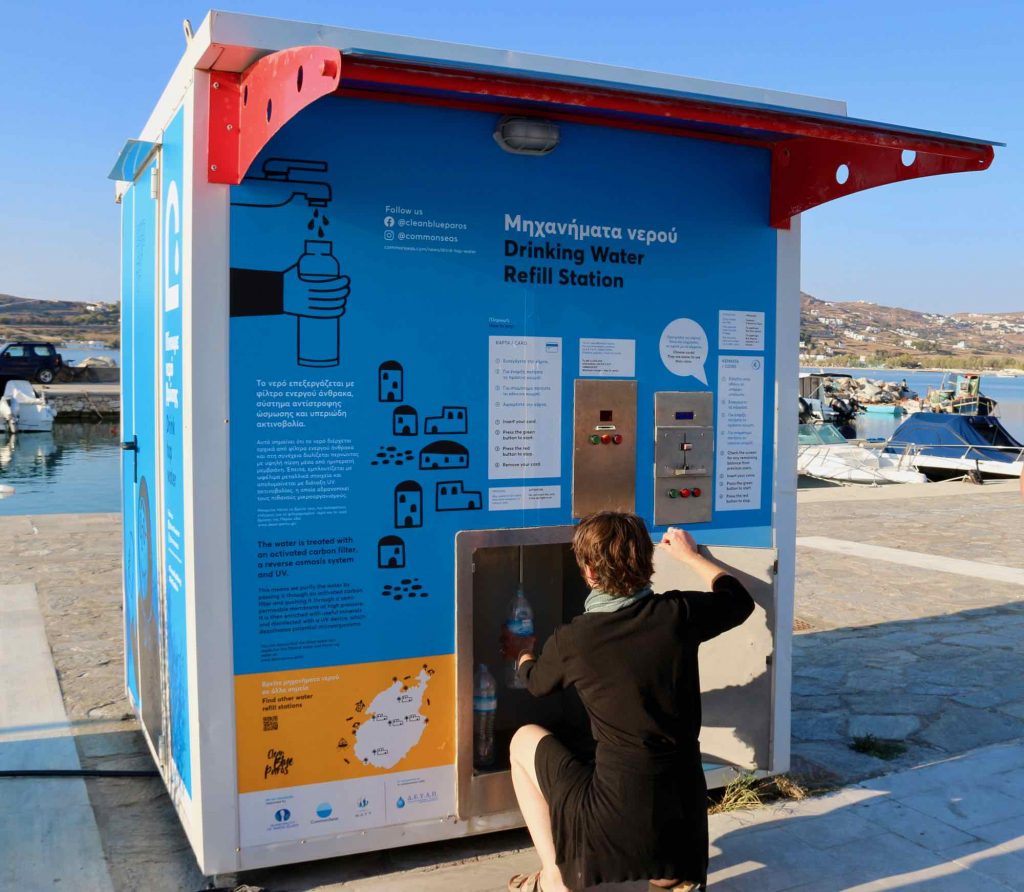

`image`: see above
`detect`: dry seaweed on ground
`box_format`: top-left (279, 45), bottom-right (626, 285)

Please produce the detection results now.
top-left (708, 774), bottom-right (763, 814)
top-left (707, 769), bottom-right (837, 814)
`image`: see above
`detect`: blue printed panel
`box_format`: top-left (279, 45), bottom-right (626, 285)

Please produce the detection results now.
top-left (228, 99), bottom-right (776, 677)
top-left (160, 107), bottom-right (191, 795)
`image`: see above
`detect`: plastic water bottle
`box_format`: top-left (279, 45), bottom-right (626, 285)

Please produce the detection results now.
top-left (504, 585), bottom-right (535, 689)
top-left (473, 663), bottom-right (497, 769)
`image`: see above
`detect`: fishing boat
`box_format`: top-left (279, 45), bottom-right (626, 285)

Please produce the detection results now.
top-left (0, 380), bottom-right (58, 433)
top-left (798, 424), bottom-right (928, 485)
top-left (883, 414), bottom-right (1024, 480)
top-left (926, 373), bottom-right (997, 416)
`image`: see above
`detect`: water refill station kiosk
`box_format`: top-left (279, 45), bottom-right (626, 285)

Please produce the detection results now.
top-left (110, 11), bottom-right (996, 875)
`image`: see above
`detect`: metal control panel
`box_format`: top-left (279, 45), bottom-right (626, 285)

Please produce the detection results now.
top-left (653, 391), bottom-right (714, 525)
top-left (572, 379), bottom-right (637, 517)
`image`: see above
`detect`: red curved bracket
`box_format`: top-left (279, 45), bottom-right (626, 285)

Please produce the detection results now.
top-left (770, 137), bottom-right (993, 228)
top-left (208, 46), bottom-right (342, 184)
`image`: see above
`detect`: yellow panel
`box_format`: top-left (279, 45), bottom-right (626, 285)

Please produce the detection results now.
top-left (235, 654), bottom-right (455, 794)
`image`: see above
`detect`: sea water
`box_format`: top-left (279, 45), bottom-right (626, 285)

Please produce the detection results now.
top-left (0, 422), bottom-right (121, 515)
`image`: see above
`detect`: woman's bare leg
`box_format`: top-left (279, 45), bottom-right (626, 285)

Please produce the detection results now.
top-left (509, 724), bottom-right (570, 892)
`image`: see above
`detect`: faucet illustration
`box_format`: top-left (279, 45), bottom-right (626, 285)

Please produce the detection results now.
top-left (233, 158), bottom-right (333, 208)
top-left (230, 158), bottom-right (351, 368)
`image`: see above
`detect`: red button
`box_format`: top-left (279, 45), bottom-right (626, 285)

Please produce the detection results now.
top-left (612, 434), bottom-right (623, 445)
top-left (600, 434), bottom-right (611, 445)
top-left (680, 488), bottom-right (690, 498)
top-left (692, 487), bottom-right (702, 497)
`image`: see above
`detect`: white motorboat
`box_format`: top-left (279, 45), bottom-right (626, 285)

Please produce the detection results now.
top-left (0, 380), bottom-right (58, 432)
top-left (798, 424), bottom-right (928, 485)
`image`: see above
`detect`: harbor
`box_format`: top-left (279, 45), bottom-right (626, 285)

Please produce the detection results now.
top-left (795, 369), bottom-right (1024, 487)
top-left (37, 383), bottom-right (120, 420)
top-left (4, 477), bottom-right (1023, 890)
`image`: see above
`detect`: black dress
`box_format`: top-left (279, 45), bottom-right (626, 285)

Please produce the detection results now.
top-left (518, 575), bottom-right (754, 891)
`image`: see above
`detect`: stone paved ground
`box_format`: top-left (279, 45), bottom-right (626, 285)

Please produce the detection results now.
top-left (791, 482), bottom-right (1024, 783)
top-left (2, 478), bottom-right (1022, 889)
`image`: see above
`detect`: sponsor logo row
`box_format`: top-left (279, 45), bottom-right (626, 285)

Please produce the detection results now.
top-left (240, 766), bottom-right (454, 847)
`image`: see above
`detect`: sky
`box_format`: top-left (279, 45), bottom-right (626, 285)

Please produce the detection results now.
top-left (0, 1), bottom-right (1020, 314)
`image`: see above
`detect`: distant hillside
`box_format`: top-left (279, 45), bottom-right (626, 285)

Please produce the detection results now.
top-left (1, 290), bottom-right (1021, 368)
top-left (0, 294), bottom-right (119, 347)
top-left (800, 294), bottom-right (1024, 369)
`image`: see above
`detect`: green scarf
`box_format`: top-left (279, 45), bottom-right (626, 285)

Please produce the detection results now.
top-left (584, 586), bottom-right (653, 614)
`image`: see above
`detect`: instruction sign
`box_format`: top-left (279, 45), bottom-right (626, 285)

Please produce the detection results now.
top-left (715, 356), bottom-right (765, 511)
top-left (488, 336), bottom-right (562, 480)
top-left (719, 310), bottom-right (765, 351)
top-left (579, 337), bottom-right (636, 377)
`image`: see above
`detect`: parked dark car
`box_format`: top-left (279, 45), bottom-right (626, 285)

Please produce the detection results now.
top-left (0, 342), bottom-right (64, 383)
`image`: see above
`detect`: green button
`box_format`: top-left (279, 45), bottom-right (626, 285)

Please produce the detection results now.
top-left (589, 435), bottom-right (601, 445)
top-left (667, 489), bottom-right (678, 498)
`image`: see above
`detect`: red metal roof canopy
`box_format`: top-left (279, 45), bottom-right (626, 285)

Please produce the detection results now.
top-left (207, 46), bottom-right (995, 229)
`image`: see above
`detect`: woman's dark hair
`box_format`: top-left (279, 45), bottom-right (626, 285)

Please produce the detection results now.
top-left (573, 511), bottom-right (654, 597)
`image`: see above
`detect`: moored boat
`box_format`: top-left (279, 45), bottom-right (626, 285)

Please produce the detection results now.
top-left (863, 403), bottom-right (906, 416)
top-left (926, 373), bottom-right (997, 416)
top-left (883, 413), bottom-right (1024, 480)
top-left (798, 424), bottom-right (928, 485)
top-left (0, 380), bottom-right (58, 433)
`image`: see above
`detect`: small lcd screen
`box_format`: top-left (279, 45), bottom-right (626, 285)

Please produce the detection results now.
top-left (675, 411), bottom-right (695, 420)
top-left (599, 410), bottom-right (613, 422)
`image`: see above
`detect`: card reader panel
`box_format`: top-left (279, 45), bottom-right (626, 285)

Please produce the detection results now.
top-left (653, 391), bottom-right (713, 525)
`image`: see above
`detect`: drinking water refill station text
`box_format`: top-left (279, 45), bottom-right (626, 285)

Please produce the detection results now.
top-left (110, 11), bottom-right (997, 874)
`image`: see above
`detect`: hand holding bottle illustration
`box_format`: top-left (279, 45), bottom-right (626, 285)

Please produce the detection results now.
top-left (283, 240), bottom-right (351, 367)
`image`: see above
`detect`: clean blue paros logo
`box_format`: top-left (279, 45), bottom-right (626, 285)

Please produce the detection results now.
top-left (357, 797), bottom-right (369, 809)
top-left (316, 803), bottom-right (333, 819)
top-left (274, 808), bottom-right (291, 823)
top-left (396, 796), bottom-right (406, 809)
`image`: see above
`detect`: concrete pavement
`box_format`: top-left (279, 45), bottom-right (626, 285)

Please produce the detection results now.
top-left (0, 581), bottom-right (114, 891)
top-left (314, 741), bottom-right (1024, 891)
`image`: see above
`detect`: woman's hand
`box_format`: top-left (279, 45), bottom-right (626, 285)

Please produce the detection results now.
top-left (659, 526), bottom-right (701, 563)
top-left (660, 526), bottom-right (727, 589)
top-left (500, 627), bottom-right (536, 661)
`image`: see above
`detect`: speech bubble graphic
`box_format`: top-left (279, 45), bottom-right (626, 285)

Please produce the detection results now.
top-left (659, 318), bottom-right (709, 384)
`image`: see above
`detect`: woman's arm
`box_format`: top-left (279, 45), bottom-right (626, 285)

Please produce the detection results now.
top-left (515, 630), bottom-right (566, 697)
top-left (659, 526), bottom-right (755, 641)
top-left (660, 526), bottom-right (727, 587)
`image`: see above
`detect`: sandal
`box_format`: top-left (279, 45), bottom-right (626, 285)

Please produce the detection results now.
top-left (649, 883), bottom-right (702, 892)
top-left (508, 870), bottom-right (544, 891)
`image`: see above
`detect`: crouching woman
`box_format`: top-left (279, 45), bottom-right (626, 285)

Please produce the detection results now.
top-left (505, 512), bottom-right (755, 892)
